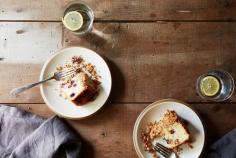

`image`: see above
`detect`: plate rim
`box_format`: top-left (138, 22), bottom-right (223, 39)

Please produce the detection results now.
top-left (40, 46), bottom-right (112, 119)
top-left (133, 99), bottom-right (206, 158)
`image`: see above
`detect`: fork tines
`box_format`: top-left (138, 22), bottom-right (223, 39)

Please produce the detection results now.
top-left (154, 143), bottom-right (172, 158)
top-left (58, 67), bottom-right (76, 78)
top-left (59, 67), bottom-right (75, 73)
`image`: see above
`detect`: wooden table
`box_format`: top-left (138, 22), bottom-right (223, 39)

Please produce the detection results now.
top-left (1, 1), bottom-right (236, 157)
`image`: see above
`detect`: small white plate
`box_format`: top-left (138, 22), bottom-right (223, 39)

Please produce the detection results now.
top-left (40, 47), bottom-right (112, 119)
top-left (133, 99), bottom-right (205, 158)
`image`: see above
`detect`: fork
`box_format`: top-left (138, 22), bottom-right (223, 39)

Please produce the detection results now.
top-left (10, 67), bottom-right (75, 96)
top-left (154, 143), bottom-right (177, 158)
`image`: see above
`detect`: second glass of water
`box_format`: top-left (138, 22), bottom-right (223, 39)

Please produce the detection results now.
top-left (196, 69), bottom-right (234, 102)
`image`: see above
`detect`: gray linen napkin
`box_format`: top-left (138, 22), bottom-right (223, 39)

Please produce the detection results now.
top-left (0, 105), bottom-right (82, 158)
top-left (207, 128), bottom-right (236, 158)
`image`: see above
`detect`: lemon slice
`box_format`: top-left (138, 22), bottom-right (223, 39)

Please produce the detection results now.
top-left (62, 11), bottom-right (83, 31)
top-left (200, 76), bottom-right (220, 97)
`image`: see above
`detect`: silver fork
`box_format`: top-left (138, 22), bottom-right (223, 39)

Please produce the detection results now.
top-left (154, 143), bottom-right (177, 158)
top-left (10, 67), bottom-right (75, 96)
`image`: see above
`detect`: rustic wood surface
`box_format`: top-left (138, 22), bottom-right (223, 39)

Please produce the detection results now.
top-left (1, 22), bottom-right (236, 103)
top-left (64, 22), bottom-right (236, 103)
top-left (1, 0), bottom-right (236, 157)
top-left (1, 0), bottom-right (236, 21)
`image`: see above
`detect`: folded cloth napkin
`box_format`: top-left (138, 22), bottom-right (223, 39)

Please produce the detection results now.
top-left (206, 128), bottom-right (236, 158)
top-left (0, 105), bottom-right (82, 158)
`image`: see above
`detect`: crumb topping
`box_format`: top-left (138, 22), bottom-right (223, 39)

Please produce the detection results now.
top-left (140, 110), bottom-right (192, 158)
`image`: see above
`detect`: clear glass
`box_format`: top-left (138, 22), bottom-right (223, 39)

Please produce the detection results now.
top-left (63, 1), bottom-right (94, 35)
top-left (196, 69), bottom-right (234, 102)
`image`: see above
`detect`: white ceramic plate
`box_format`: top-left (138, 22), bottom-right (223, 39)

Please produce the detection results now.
top-left (40, 47), bottom-right (112, 119)
top-left (133, 99), bottom-right (205, 158)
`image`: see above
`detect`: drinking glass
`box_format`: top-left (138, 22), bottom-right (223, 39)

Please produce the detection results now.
top-left (196, 69), bottom-right (234, 102)
top-left (62, 1), bottom-right (94, 35)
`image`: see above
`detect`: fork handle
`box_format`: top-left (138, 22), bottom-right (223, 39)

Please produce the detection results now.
top-left (10, 76), bottom-right (54, 96)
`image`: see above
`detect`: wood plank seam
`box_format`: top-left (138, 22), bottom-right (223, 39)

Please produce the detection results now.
top-left (2, 20), bottom-right (236, 23)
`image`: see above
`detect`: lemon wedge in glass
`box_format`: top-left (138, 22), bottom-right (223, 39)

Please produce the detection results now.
top-left (200, 76), bottom-right (221, 97)
top-left (62, 11), bottom-right (83, 31)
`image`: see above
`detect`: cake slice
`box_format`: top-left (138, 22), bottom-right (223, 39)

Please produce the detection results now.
top-left (59, 72), bottom-right (98, 104)
top-left (142, 110), bottom-right (191, 157)
top-left (161, 110), bottom-right (190, 148)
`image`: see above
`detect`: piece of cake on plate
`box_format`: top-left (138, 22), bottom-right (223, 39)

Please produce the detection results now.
top-left (161, 110), bottom-right (190, 148)
top-left (59, 72), bottom-right (98, 105)
top-left (142, 110), bottom-right (190, 153)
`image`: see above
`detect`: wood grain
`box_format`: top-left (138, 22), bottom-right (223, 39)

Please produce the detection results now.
top-left (0, 0), bottom-right (236, 21)
top-left (0, 22), bottom-right (62, 63)
top-left (9, 103), bottom-right (236, 157)
top-left (64, 22), bottom-right (236, 103)
top-left (8, 103), bottom-right (54, 118)
top-left (1, 22), bottom-right (236, 103)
